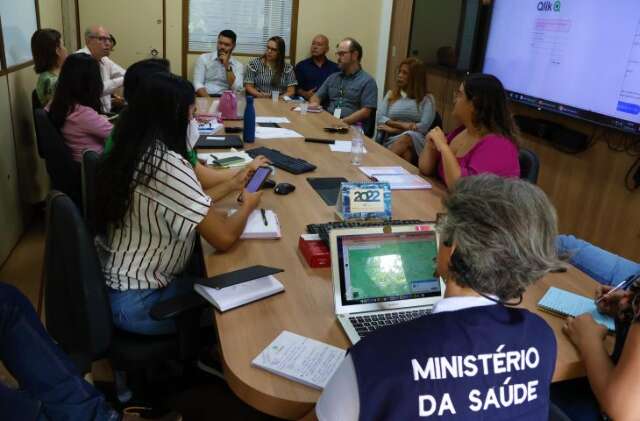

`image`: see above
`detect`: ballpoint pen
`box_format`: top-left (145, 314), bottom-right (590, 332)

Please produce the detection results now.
top-left (595, 274), bottom-right (639, 304)
top-left (260, 208), bottom-right (268, 226)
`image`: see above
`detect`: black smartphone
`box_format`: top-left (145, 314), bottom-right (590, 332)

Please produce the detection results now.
top-left (245, 166), bottom-right (273, 193)
top-left (225, 126), bottom-right (242, 133)
top-left (323, 126), bottom-right (349, 134)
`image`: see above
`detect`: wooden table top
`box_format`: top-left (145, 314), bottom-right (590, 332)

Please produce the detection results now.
top-left (201, 99), bottom-right (606, 420)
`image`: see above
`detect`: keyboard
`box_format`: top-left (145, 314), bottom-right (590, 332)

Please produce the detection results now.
top-left (307, 219), bottom-right (427, 246)
top-left (247, 146), bottom-right (316, 174)
top-left (349, 309), bottom-right (432, 339)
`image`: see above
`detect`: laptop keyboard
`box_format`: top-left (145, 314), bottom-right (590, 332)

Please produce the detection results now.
top-left (349, 309), bottom-right (432, 338)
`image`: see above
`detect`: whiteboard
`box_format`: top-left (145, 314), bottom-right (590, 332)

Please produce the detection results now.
top-left (0, 0), bottom-right (38, 68)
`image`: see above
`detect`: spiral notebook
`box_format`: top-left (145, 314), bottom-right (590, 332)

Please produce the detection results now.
top-left (537, 287), bottom-right (615, 331)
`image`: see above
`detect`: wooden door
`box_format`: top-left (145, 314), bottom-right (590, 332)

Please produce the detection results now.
top-left (385, 0), bottom-right (414, 93)
top-left (77, 0), bottom-right (164, 68)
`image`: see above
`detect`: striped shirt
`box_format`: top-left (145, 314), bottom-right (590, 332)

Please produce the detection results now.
top-left (377, 91), bottom-right (436, 133)
top-left (244, 57), bottom-right (297, 94)
top-left (96, 144), bottom-right (212, 291)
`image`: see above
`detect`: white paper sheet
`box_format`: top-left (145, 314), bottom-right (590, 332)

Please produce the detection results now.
top-left (358, 166), bottom-right (410, 178)
top-left (256, 117), bottom-right (291, 124)
top-left (255, 126), bottom-right (304, 139)
top-left (252, 331), bottom-right (346, 390)
top-left (329, 140), bottom-right (368, 153)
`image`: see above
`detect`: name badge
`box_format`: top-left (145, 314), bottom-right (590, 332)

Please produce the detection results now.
top-left (333, 108), bottom-right (342, 119)
top-left (336, 182), bottom-right (392, 221)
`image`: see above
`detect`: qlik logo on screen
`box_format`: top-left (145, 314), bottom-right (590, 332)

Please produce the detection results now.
top-left (537, 1), bottom-right (561, 12)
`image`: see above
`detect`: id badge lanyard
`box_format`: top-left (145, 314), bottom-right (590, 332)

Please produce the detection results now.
top-left (334, 77), bottom-right (344, 119)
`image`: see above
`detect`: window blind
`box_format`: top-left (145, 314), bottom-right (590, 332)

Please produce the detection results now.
top-left (188, 0), bottom-right (294, 56)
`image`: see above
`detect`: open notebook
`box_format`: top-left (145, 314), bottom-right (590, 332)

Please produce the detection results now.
top-left (537, 287), bottom-right (615, 331)
top-left (228, 209), bottom-right (281, 239)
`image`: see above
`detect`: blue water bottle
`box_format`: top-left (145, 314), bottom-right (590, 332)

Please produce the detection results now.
top-left (243, 95), bottom-right (256, 143)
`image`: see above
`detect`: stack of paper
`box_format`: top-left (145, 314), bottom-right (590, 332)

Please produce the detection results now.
top-left (252, 331), bottom-right (346, 389)
top-left (256, 117), bottom-right (290, 124)
top-left (194, 275), bottom-right (284, 312)
top-left (538, 287), bottom-right (615, 331)
top-left (228, 209), bottom-right (281, 239)
top-left (329, 140), bottom-right (368, 154)
top-left (358, 166), bottom-right (431, 190)
top-left (197, 149), bottom-right (252, 168)
top-left (255, 126), bottom-right (304, 139)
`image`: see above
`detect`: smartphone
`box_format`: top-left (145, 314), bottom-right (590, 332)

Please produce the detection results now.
top-left (245, 166), bottom-right (273, 193)
top-left (225, 126), bottom-right (242, 133)
top-left (324, 126), bottom-right (349, 134)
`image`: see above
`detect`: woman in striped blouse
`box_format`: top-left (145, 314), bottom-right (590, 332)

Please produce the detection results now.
top-left (377, 57), bottom-right (436, 163)
top-left (244, 36), bottom-right (297, 98)
top-left (95, 73), bottom-right (263, 335)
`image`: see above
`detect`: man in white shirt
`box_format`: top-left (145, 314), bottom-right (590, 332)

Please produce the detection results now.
top-left (77, 25), bottom-right (126, 112)
top-left (193, 29), bottom-right (244, 97)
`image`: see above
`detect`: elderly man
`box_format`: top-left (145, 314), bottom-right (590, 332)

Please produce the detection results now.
top-left (294, 34), bottom-right (338, 100)
top-left (310, 37), bottom-right (377, 129)
top-left (77, 25), bottom-right (126, 112)
top-left (193, 29), bottom-right (243, 97)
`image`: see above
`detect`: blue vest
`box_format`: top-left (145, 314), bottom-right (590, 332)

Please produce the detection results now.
top-left (350, 305), bottom-right (556, 420)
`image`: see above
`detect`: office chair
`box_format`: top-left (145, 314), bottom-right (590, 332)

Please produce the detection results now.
top-left (33, 109), bottom-right (82, 207)
top-left (519, 148), bottom-right (540, 184)
top-left (363, 109), bottom-right (377, 138)
top-left (81, 150), bottom-right (101, 235)
top-left (44, 191), bottom-right (208, 398)
top-left (31, 90), bottom-right (45, 159)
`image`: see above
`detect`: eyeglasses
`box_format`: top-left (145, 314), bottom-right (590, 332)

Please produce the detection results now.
top-left (266, 46), bottom-right (278, 52)
top-left (89, 35), bottom-right (112, 44)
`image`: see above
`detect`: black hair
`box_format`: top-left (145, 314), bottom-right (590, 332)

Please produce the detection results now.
top-left (344, 37), bottom-right (363, 62)
top-left (95, 73), bottom-right (195, 230)
top-left (123, 58), bottom-right (171, 102)
top-left (218, 29), bottom-right (237, 44)
top-left (265, 36), bottom-right (286, 87)
top-left (48, 53), bottom-right (103, 129)
top-left (31, 29), bottom-right (62, 74)
top-left (463, 73), bottom-right (519, 145)
top-left (109, 33), bottom-right (117, 48)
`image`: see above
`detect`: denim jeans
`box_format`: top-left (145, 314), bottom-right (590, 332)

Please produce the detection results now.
top-left (0, 283), bottom-right (119, 421)
top-left (556, 235), bottom-right (640, 286)
top-left (109, 276), bottom-right (207, 336)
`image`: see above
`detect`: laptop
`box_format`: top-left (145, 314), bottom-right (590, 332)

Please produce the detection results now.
top-left (330, 224), bottom-right (444, 344)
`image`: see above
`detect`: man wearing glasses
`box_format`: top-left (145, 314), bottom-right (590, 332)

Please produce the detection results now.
top-left (77, 25), bottom-right (126, 112)
top-left (310, 37), bottom-right (378, 130)
top-left (193, 29), bottom-right (243, 97)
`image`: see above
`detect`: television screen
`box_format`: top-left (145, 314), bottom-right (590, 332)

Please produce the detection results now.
top-left (482, 0), bottom-right (640, 133)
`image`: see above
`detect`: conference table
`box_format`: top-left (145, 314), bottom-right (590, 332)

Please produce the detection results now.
top-left (199, 98), bottom-right (608, 420)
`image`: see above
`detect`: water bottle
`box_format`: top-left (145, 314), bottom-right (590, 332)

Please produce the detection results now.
top-left (351, 123), bottom-right (364, 165)
top-left (243, 95), bottom-right (256, 143)
top-left (235, 89), bottom-right (246, 118)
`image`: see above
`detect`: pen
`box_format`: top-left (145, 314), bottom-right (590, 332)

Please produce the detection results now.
top-left (260, 208), bottom-right (268, 226)
top-left (595, 274), bottom-right (639, 304)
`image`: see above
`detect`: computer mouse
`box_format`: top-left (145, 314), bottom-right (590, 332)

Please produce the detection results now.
top-left (274, 182), bottom-right (295, 195)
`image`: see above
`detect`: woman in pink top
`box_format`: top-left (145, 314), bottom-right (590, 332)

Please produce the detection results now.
top-left (48, 53), bottom-right (112, 161)
top-left (419, 73), bottom-right (520, 189)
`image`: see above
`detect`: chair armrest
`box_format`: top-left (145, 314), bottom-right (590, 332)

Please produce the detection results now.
top-left (150, 291), bottom-right (208, 321)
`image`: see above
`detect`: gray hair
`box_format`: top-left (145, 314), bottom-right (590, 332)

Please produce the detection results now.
top-left (437, 174), bottom-right (565, 301)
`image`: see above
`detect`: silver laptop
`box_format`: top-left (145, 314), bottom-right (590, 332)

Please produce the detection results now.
top-left (330, 224), bottom-right (444, 344)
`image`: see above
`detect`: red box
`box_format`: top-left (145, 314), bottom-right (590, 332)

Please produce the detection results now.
top-left (298, 235), bottom-right (331, 268)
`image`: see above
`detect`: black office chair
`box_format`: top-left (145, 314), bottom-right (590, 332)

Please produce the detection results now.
top-left (81, 150), bottom-right (101, 235)
top-left (33, 109), bottom-right (82, 207)
top-left (44, 191), bottom-right (207, 395)
top-left (519, 148), bottom-right (540, 184)
top-left (32, 90), bottom-right (45, 160)
top-left (430, 112), bottom-right (443, 131)
top-left (363, 108), bottom-right (377, 138)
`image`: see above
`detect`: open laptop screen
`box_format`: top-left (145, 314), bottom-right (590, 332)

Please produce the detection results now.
top-left (337, 231), bottom-right (441, 306)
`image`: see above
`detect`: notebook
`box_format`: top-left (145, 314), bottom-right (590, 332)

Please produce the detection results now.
top-left (358, 166), bottom-right (409, 178)
top-left (194, 274), bottom-right (284, 312)
top-left (197, 150), bottom-right (252, 168)
top-left (370, 173), bottom-right (432, 190)
top-left (228, 209), bottom-right (281, 239)
top-left (252, 331), bottom-right (346, 390)
top-left (537, 287), bottom-right (615, 331)
top-left (194, 135), bottom-right (243, 149)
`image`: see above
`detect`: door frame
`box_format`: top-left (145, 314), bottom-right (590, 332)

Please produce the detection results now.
top-left (384, 0), bottom-right (415, 93)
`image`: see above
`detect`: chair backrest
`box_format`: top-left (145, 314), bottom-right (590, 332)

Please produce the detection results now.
top-left (31, 89), bottom-right (42, 111)
top-left (44, 191), bottom-right (113, 359)
top-left (34, 109), bottom-right (82, 206)
top-left (82, 150), bottom-right (101, 235)
top-left (430, 112), bottom-right (443, 131)
top-left (518, 147), bottom-right (540, 184)
top-left (363, 108), bottom-right (377, 138)
top-left (32, 90), bottom-right (44, 159)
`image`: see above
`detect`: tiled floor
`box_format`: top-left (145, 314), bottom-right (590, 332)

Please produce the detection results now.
top-left (0, 216), bottom-right (283, 421)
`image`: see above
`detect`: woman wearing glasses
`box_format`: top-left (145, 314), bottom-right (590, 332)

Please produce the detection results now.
top-left (314, 174), bottom-right (564, 421)
top-left (418, 73), bottom-right (520, 190)
top-left (244, 36), bottom-right (297, 98)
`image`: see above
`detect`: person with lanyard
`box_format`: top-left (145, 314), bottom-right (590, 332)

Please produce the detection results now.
top-left (294, 34), bottom-right (339, 101)
top-left (311, 174), bottom-right (563, 421)
top-left (310, 37), bottom-right (378, 128)
top-left (244, 36), bottom-right (297, 98)
top-left (193, 29), bottom-right (244, 97)
top-left (418, 73), bottom-right (520, 190)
